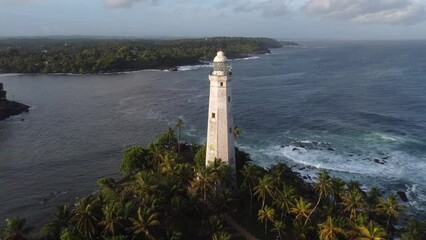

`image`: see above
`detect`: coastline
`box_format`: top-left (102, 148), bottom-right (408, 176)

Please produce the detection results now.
top-left (0, 52), bottom-right (270, 76)
top-left (0, 51), bottom-right (272, 77)
top-left (0, 100), bottom-right (30, 120)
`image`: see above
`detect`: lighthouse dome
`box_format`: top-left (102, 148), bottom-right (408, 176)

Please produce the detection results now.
top-left (213, 51), bottom-right (227, 62)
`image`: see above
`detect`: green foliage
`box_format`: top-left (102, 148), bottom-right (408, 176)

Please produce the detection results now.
top-left (41, 204), bottom-right (71, 240)
top-left (119, 146), bottom-right (149, 177)
top-left (194, 145), bottom-right (206, 170)
top-left (0, 37), bottom-right (292, 74)
top-left (0, 217), bottom-right (33, 240)
top-left (155, 128), bottom-right (178, 151)
top-left (3, 127), bottom-right (423, 240)
top-left (60, 228), bottom-right (83, 240)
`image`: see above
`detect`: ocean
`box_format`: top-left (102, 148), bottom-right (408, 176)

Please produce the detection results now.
top-left (0, 40), bottom-right (425, 226)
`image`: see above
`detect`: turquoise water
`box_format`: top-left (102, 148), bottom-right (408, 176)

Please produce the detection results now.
top-left (1, 41), bottom-right (425, 226)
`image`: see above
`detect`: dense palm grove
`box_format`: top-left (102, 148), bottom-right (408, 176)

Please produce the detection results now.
top-left (0, 37), bottom-right (295, 74)
top-left (1, 123), bottom-right (425, 240)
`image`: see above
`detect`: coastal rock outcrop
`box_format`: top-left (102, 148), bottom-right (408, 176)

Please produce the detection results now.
top-left (0, 83), bottom-right (29, 120)
top-left (397, 191), bottom-right (409, 202)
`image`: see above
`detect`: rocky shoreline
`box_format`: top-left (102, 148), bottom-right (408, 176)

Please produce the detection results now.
top-left (0, 83), bottom-right (29, 120)
top-left (0, 100), bottom-right (29, 120)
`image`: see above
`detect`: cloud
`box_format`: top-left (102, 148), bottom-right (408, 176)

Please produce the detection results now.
top-left (232, 0), bottom-right (290, 17)
top-left (303, 0), bottom-right (426, 24)
top-left (104, 0), bottom-right (290, 16)
top-left (104, 0), bottom-right (158, 9)
top-left (0, 0), bottom-right (33, 4)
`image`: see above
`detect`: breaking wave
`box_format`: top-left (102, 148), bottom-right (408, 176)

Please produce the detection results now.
top-left (178, 64), bottom-right (211, 71)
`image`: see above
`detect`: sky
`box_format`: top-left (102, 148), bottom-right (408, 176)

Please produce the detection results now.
top-left (0, 0), bottom-right (426, 40)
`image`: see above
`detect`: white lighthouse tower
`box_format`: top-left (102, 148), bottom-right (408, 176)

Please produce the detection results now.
top-left (205, 51), bottom-right (236, 171)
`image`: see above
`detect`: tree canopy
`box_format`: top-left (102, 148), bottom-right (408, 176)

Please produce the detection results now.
top-left (0, 37), bottom-right (296, 74)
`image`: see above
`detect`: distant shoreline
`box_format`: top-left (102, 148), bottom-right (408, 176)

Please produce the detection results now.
top-left (0, 50), bottom-right (278, 75)
top-left (0, 37), bottom-right (298, 74)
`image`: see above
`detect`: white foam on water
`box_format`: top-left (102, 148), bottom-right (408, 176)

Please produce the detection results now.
top-left (264, 145), bottom-right (426, 183)
top-left (0, 73), bottom-right (23, 77)
top-left (177, 64), bottom-right (211, 71)
top-left (118, 95), bottom-right (146, 106)
top-left (233, 56), bottom-right (260, 61)
top-left (405, 184), bottom-right (426, 212)
top-left (52, 73), bottom-right (87, 76)
top-left (365, 132), bottom-right (405, 142)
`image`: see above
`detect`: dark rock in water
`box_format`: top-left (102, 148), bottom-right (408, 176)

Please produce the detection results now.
top-left (303, 176), bottom-right (308, 180)
top-left (299, 144), bottom-right (306, 149)
top-left (292, 148), bottom-right (299, 152)
top-left (327, 147), bottom-right (335, 151)
top-left (0, 83), bottom-right (30, 120)
top-left (397, 191), bottom-right (409, 202)
top-left (280, 145), bottom-right (285, 148)
top-left (299, 167), bottom-right (306, 171)
top-left (349, 153), bottom-right (354, 157)
top-left (0, 100), bottom-right (30, 120)
top-left (374, 159), bottom-right (385, 165)
top-left (382, 156), bottom-right (390, 160)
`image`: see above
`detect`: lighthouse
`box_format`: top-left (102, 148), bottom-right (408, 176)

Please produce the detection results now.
top-left (205, 51), bottom-right (236, 171)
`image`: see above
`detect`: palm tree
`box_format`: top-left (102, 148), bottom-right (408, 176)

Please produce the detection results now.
top-left (307, 170), bottom-right (333, 224)
top-left (269, 163), bottom-right (288, 189)
top-left (212, 231), bottom-right (231, 240)
top-left (355, 220), bottom-right (387, 240)
top-left (70, 197), bottom-right (99, 239)
top-left (400, 218), bottom-right (426, 240)
top-left (340, 189), bottom-right (366, 220)
top-left (126, 171), bottom-right (158, 200)
top-left (54, 204), bottom-right (71, 225)
top-left (331, 178), bottom-right (346, 206)
top-left (99, 203), bottom-right (123, 236)
top-left (254, 174), bottom-right (275, 209)
top-left (159, 152), bottom-right (178, 174)
top-left (129, 207), bottom-right (160, 240)
top-left (175, 118), bottom-right (183, 153)
top-left (273, 184), bottom-right (296, 220)
top-left (207, 158), bottom-right (230, 189)
top-left (290, 197), bottom-right (313, 223)
top-left (258, 205), bottom-right (276, 235)
top-left (192, 168), bottom-right (215, 203)
top-left (1, 217), bottom-right (33, 240)
top-left (317, 216), bottom-right (347, 240)
top-left (148, 143), bottom-right (164, 170)
top-left (212, 188), bottom-right (235, 216)
top-left (347, 181), bottom-right (362, 192)
top-left (292, 222), bottom-right (314, 240)
top-left (375, 194), bottom-right (403, 231)
top-left (366, 187), bottom-right (382, 218)
top-left (240, 163), bottom-right (261, 217)
top-left (173, 162), bottom-right (194, 190)
top-left (41, 204), bottom-right (71, 239)
top-left (271, 220), bottom-right (286, 240)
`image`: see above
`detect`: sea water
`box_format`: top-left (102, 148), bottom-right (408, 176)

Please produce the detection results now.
top-left (1, 41), bottom-right (425, 226)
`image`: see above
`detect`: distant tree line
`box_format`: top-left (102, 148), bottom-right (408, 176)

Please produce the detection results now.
top-left (0, 37), bottom-right (296, 74)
